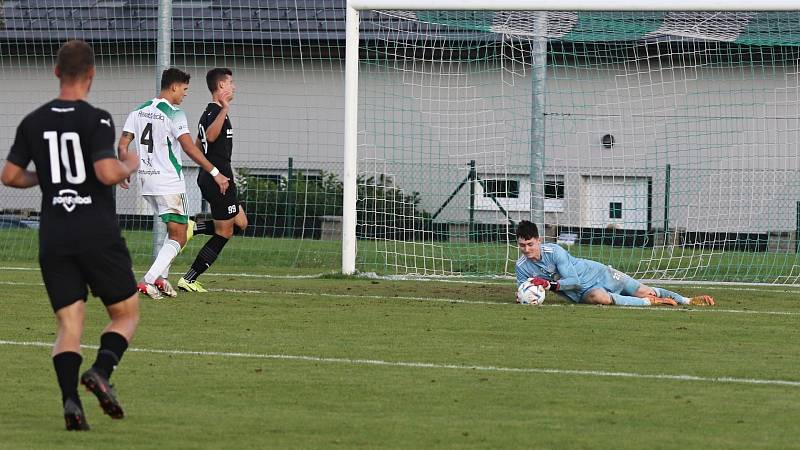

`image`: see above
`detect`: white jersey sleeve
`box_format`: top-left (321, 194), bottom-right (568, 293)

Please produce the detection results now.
top-left (171, 109), bottom-right (190, 140)
top-left (123, 110), bottom-right (136, 135)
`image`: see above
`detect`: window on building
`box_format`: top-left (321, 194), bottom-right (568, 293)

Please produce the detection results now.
top-left (545, 175), bottom-right (564, 199)
top-left (482, 179), bottom-right (519, 199)
top-left (609, 202), bottom-right (622, 219)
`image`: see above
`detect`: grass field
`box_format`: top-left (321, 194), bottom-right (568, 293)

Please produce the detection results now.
top-left (4, 227), bottom-right (800, 281)
top-left (1, 260), bottom-right (799, 449)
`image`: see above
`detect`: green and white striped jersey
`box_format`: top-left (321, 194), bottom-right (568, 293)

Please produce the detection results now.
top-left (123, 98), bottom-right (189, 195)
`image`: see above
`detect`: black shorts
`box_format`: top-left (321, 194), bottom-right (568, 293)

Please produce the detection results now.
top-left (39, 238), bottom-right (137, 312)
top-left (198, 171), bottom-right (240, 220)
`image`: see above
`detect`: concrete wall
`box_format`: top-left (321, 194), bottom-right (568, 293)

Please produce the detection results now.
top-left (2, 54), bottom-right (799, 233)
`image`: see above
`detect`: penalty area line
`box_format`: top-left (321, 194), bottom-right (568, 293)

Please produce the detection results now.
top-left (1, 339), bottom-right (799, 388)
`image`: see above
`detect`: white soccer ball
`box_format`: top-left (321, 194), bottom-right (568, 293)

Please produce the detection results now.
top-left (516, 281), bottom-right (546, 305)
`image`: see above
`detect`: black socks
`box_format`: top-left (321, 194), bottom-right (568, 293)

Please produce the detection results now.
top-left (92, 332), bottom-right (129, 380)
top-left (53, 351), bottom-right (82, 405)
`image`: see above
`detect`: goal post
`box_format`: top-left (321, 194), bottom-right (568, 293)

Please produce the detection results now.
top-left (343, 2), bottom-right (800, 282)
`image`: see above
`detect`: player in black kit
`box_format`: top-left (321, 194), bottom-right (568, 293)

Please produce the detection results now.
top-left (1, 40), bottom-right (140, 431)
top-left (178, 68), bottom-right (248, 292)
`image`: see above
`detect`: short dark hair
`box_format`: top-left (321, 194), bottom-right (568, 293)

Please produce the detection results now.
top-left (516, 220), bottom-right (539, 240)
top-left (160, 68), bottom-right (191, 90)
top-left (56, 40), bottom-right (95, 80)
top-left (206, 67), bottom-right (232, 93)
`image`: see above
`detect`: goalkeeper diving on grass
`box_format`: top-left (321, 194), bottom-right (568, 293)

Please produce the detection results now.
top-left (515, 220), bottom-right (715, 307)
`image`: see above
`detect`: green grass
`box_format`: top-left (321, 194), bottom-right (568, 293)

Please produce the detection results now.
top-left (1, 265), bottom-right (799, 449)
top-left (3, 228), bottom-right (800, 281)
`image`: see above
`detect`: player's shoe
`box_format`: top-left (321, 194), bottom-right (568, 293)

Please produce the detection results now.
top-left (63, 398), bottom-right (90, 431)
top-left (647, 296), bottom-right (678, 306)
top-left (137, 281), bottom-right (163, 300)
top-left (154, 277), bottom-right (178, 298)
top-left (177, 277), bottom-right (207, 293)
top-left (80, 367), bottom-right (124, 419)
top-left (689, 295), bottom-right (716, 306)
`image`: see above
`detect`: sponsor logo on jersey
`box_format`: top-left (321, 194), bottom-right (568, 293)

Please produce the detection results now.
top-left (100, 118), bottom-right (111, 127)
top-left (138, 110), bottom-right (165, 121)
top-left (52, 189), bottom-right (92, 212)
top-left (226, 128), bottom-right (234, 138)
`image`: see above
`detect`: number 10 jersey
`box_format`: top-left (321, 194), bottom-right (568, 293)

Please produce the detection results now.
top-left (6, 99), bottom-right (121, 254)
top-left (123, 98), bottom-right (189, 195)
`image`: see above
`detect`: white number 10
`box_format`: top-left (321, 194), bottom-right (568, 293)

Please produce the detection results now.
top-left (44, 131), bottom-right (86, 184)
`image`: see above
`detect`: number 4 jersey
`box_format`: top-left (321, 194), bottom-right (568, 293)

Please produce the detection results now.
top-left (123, 98), bottom-right (189, 195)
top-left (6, 99), bottom-right (122, 254)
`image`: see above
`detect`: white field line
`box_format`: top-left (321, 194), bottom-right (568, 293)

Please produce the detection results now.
top-left (0, 280), bottom-right (798, 316)
top-left (6, 265), bottom-right (800, 290)
top-left (1, 339), bottom-right (798, 388)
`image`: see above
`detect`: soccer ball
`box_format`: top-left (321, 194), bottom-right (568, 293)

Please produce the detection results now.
top-left (516, 281), bottom-right (546, 305)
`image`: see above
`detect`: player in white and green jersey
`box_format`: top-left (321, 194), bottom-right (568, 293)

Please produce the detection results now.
top-left (123, 96), bottom-right (189, 196)
top-left (118, 68), bottom-right (229, 300)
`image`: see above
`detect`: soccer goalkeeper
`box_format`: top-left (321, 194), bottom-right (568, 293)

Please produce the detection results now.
top-left (515, 220), bottom-right (716, 307)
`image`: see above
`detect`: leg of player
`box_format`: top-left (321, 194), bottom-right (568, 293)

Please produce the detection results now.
top-left (192, 205), bottom-right (247, 237)
top-left (583, 288), bottom-right (675, 306)
top-left (139, 221), bottom-right (186, 299)
top-left (53, 301), bottom-right (90, 431)
top-left (635, 284), bottom-right (715, 306)
top-left (81, 293), bottom-right (139, 420)
top-left (179, 207), bottom-right (247, 292)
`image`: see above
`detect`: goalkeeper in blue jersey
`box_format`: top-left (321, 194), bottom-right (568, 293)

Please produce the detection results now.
top-left (515, 220), bottom-right (715, 307)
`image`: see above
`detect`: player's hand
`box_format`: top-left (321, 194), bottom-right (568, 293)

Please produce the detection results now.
top-left (120, 150), bottom-right (139, 188)
top-left (529, 277), bottom-right (552, 290)
top-left (214, 173), bottom-right (230, 195)
top-left (219, 88), bottom-right (233, 109)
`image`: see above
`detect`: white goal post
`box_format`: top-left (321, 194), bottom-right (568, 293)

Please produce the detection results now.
top-left (342, 1), bottom-right (800, 280)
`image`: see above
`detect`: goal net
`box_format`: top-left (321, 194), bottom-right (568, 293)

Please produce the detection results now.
top-left (348, 9), bottom-right (800, 282)
top-left (1, 3), bottom-right (799, 283)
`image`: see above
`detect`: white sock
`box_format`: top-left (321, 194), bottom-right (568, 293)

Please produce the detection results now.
top-left (160, 237), bottom-right (174, 279)
top-left (144, 239), bottom-right (181, 284)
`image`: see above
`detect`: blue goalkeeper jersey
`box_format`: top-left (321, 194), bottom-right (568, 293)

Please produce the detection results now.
top-left (515, 243), bottom-right (612, 303)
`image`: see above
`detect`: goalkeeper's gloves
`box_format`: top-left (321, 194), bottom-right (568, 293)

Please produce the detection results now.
top-left (529, 276), bottom-right (559, 291)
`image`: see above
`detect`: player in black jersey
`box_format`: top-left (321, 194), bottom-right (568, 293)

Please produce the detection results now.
top-left (178, 68), bottom-right (248, 292)
top-left (1, 40), bottom-right (140, 431)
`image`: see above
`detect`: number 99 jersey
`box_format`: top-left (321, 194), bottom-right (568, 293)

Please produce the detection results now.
top-left (6, 99), bottom-right (122, 255)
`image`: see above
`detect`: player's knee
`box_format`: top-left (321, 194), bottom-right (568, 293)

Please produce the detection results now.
top-left (218, 227), bottom-right (234, 239)
top-left (56, 319), bottom-right (83, 338)
top-left (234, 210), bottom-right (248, 231)
top-left (582, 290), bottom-right (612, 305)
top-left (168, 228), bottom-right (187, 247)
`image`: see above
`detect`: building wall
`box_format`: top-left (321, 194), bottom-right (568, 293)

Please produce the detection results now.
top-left (1, 55), bottom-right (798, 233)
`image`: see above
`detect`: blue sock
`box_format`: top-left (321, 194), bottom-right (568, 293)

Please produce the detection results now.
top-left (610, 293), bottom-right (651, 306)
top-left (653, 287), bottom-right (689, 305)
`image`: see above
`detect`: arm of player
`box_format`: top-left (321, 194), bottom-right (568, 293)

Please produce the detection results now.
top-left (177, 133), bottom-right (230, 194)
top-left (94, 150), bottom-right (139, 186)
top-left (547, 245), bottom-right (582, 292)
top-left (116, 131), bottom-right (134, 189)
top-left (203, 91), bottom-right (231, 142)
top-left (0, 161), bottom-right (38, 188)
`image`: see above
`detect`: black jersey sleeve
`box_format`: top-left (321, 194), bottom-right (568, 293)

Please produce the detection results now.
top-left (90, 109), bottom-right (117, 162)
top-left (7, 118), bottom-right (32, 168)
top-left (198, 103), bottom-right (222, 142)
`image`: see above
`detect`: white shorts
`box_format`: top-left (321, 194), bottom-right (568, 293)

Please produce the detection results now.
top-left (143, 193), bottom-right (188, 224)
